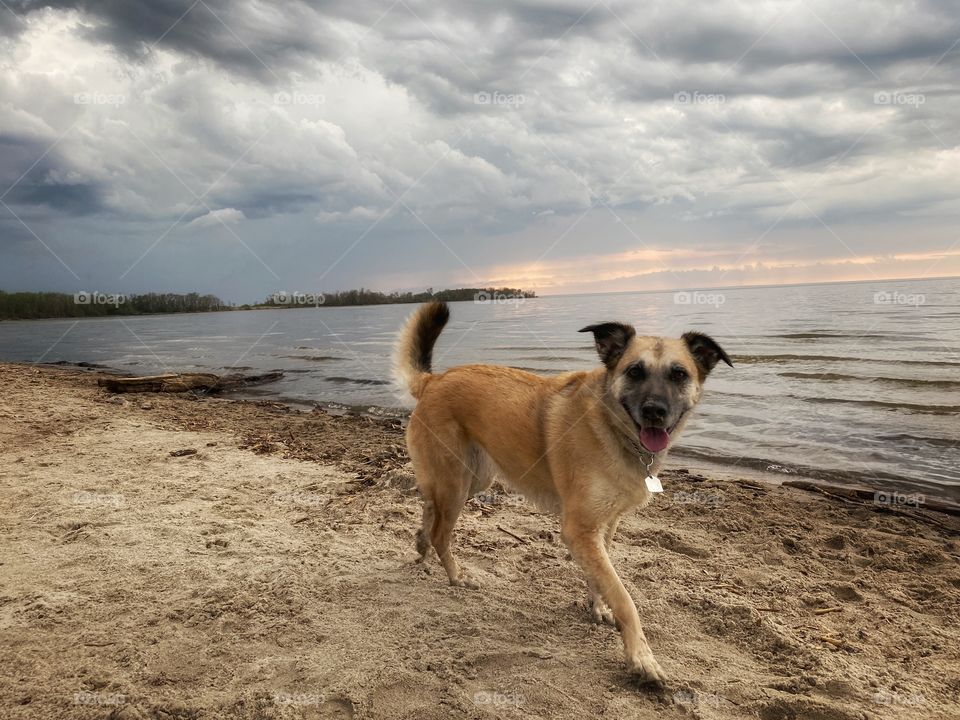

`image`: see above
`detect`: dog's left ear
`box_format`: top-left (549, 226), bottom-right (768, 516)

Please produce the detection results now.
top-left (682, 331), bottom-right (733, 377)
top-left (579, 322), bottom-right (636, 369)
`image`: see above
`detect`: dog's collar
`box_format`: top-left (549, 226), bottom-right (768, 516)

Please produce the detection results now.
top-left (625, 437), bottom-right (664, 492)
top-left (625, 435), bottom-right (657, 465)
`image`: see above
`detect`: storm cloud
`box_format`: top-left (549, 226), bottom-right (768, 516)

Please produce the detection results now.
top-left (1, 0), bottom-right (959, 300)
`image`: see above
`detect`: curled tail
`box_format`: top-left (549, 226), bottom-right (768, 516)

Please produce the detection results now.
top-left (393, 301), bottom-right (450, 400)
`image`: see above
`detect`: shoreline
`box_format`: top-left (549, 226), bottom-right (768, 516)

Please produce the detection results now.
top-left (1, 361), bottom-right (959, 719)
top-left (39, 360), bottom-right (960, 510)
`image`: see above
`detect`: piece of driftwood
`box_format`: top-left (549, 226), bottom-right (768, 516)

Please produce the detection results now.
top-left (98, 371), bottom-right (283, 394)
top-left (496, 524), bottom-right (529, 544)
top-left (783, 480), bottom-right (960, 518)
top-left (813, 607), bottom-right (843, 615)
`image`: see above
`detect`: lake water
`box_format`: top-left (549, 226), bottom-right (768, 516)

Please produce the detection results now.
top-left (2, 277), bottom-right (957, 502)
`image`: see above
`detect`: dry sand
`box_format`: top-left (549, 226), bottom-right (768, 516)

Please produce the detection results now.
top-left (0, 363), bottom-right (958, 720)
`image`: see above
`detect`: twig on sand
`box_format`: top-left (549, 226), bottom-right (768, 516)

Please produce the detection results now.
top-left (815, 635), bottom-right (852, 651)
top-left (813, 606), bottom-right (843, 615)
top-left (497, 525), bottom-right (529, 544)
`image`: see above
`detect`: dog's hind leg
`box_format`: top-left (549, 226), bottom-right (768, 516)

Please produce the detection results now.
top-left (415, 502), bottom-right (434, 562)
top-left (427, 477), bottom-right (476, 588)
top-left (604, 516), bottom-right (622, 550)
top-left (586, 516), bottom-right (621, 626)
top-left (409, 423), bottom-right (477, 588)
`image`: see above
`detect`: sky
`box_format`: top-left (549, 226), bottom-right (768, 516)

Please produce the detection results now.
top-left (1, 0), bottom-right (959, 303)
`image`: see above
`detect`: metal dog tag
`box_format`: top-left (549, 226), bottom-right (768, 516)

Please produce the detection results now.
top-left (644, 475), bottom-right (663, 493)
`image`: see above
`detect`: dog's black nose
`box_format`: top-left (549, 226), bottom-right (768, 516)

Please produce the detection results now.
top-left (641, 400), bottom-right (668, 424)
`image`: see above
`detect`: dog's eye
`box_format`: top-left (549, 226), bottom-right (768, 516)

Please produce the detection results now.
top-left (670, 366), bottom-right (689, 383)
top-left (625, 364), bottom-right (645, 380)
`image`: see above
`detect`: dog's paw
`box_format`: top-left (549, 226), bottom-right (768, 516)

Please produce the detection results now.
top-left (588, 596), bottom-right (617, 627)
top-left (628, 654), bottom-right (668, 687)
top-left (450, 574), bottom-right (480, 590)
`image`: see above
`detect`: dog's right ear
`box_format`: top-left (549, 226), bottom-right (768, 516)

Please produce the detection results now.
top-left (579, 322), bottom-right (636, 369)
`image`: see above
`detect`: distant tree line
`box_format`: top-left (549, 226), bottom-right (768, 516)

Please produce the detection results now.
top-left (0, 291), bottom-right (227, 320)
top-left (0, 286), bottom-right (537, 320)
top-left (256, 287), bottom-right (536, 308)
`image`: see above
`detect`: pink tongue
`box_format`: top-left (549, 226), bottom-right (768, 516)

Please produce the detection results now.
top-left (639, 427), bottom-right (670, 453)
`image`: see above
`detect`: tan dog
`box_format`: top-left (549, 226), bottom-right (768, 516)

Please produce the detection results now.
top-left (394, 301), bottom-right (732, 686)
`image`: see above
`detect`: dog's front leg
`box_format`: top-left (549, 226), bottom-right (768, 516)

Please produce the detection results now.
top-left (562, 519), bottom-right (667, 686)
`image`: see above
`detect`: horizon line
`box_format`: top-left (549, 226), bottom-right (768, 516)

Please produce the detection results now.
top-left (3, 273), bottom-right (957, 305)
top-left (535, 273), bottom-right (960, 299)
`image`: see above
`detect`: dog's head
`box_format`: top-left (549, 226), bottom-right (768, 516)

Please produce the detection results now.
top-left (579, 322), bottom-right (732, 453)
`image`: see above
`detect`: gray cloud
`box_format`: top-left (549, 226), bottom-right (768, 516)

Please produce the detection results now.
top-left (1, 0), bottom-right (959, 299)
top-left (8, 0), bottom-right (346, 78)
top-left (0, 132), bottom-right (106, 214)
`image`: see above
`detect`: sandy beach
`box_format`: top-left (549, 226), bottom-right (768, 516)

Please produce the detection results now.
top-left (1, 362), bottom-right (958, 720)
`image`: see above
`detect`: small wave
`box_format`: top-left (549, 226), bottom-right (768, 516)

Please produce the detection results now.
top-left (507, 366), bottom-right (563, 374)
top-left (520, 355), bottom-right (586, 362)
top-left (47, 360), bottom-right (109, 369)
top-left (325, 376), bottom-right (390, 386)
top-left (672, 448), bottom-right (926, 490)
top-left (498, 345), bottom-right (554, 351)
top-left (779, 372), bottom-right (960, 389)
top-left (774, 332), bottom-right (931, 340)
top-left (734, 354), bottom-right (960, 368)
top-left (800, 396), bottom-right (960, 415)
top-left (280, 355), bottom-right (342, 362)
top-left (877, 434), bottom-right (960, 449)
top-left (776, 332), bottom-right (878, 339)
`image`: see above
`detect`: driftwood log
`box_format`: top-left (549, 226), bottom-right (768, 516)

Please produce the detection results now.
top-left (783, 480), bottom-right (960, 517)
top-left (97, 371), bottom-right (283, 394)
